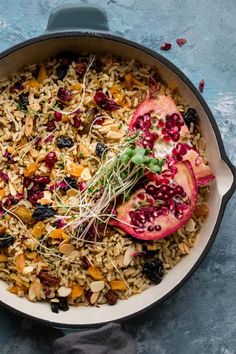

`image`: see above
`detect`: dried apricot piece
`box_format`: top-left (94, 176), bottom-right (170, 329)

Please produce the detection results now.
top-left (71, 284), bottom-right (84, 299)
top-left (109, 280), bottom-right (127, 291)
top-left (37, 64), bottom-right (48, 83)
top-left (32, 222), bottom-right (45, 238)
top-left (24, 162), bottom-right (38, 177)
top-left (16, 254), bottom-right (25, 273)
top-left (49, 229), bottom-right (68, 240)
top-left (88, 266), bottom-right (103, 280)
top-left (0, 254), bottom-right (7, 262)
top-left (14, 205), bottom-right (33, 224)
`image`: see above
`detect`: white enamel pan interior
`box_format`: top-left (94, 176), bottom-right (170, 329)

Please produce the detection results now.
top-left (0, 6), bottom-right (235, 328)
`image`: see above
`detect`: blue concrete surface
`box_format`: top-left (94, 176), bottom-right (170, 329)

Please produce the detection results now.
top-left (0, 0), bottom-right (235, 353)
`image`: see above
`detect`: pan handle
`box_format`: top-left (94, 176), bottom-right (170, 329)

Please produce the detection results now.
top-left (46, 4), bottom-right (109, 32)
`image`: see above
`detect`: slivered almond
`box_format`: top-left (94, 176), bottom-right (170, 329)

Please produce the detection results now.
top-left (58, 286), bottom-right (72, 297)
top-left (185, 218), bottom-right (196, 232)
top-left (25, 115), bottom-right (34, 137)
top-left (123, 246), bottom-right (135, 267)
top-left (81, 167), bottom-right (92, 181)
top-left (90, 291), bottom-right (100, 305)
top-left (59, 243), bottom-right (75, 255)
top-left (178, 242), bottom-right (190, 254)
top-left (107, 131), bottom-right (124, 140)
top-left (9, 182), bottom-right (17, 197)
top-left (90, 281), bottom-right (105, 293)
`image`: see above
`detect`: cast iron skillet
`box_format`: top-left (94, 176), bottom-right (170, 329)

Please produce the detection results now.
top-left (0, 5), bottom-right (235, 328)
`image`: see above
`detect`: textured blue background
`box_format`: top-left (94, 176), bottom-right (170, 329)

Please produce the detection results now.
top-left (0, 1), bottom-right (235, 353)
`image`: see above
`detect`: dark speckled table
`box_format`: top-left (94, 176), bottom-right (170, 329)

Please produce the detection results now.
top-left (0, 1), bottom-right (235, 353)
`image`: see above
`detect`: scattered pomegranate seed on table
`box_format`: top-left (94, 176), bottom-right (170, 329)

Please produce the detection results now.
top-left (160, 42), bottom-right (172, 51)
top-left (176, 38), bottom-right (187, 47)
top-left (199, 79), bottom-right (205, 92)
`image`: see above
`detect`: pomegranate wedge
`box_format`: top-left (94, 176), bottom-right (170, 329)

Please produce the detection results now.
top-left (129, 95), bottom-right (214, 186)
top-left (110, 161), bottom-right (198, 240)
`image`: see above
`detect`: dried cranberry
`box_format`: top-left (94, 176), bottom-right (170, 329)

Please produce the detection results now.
top-left (143, 258), bottom-right (164, 284)
top-left (54, 111), bottom-right (62, 121)
top-left (34, 176), bottom-right (51, 184)
top-left (44, 134), bottom-right (54, 143)
top-left (9, 81), bottom-right (24, 93)
top-left (0, 169), bottom-right (9, 182)
top-left (176, 38), bottom-right (187, 47)
top-left (46, 121), bottom-right (56, 132)
top-left (75, 63), bottom-right (87, 77)
top-left (57, 88), bottom-right (73, 101)
top-left (94, 91), bottom-right (120, 111)
top-left (105, 290), bottom-right (118, 305)
top-left (160, 42), bottom-right (172, 51)
top-left (56, 64), bottom-right (68, 80)
top-left (73, 115), bottom-right (81, 128)
top-left (39, 270), bottom-right (60, 286)
top-left (81, 256), bottom-right (90, 269)
top-left (78, 182), bottom-right (87, 191)
top-left (199, 79), bottom-right (205, 93)
top-left (45, 151), bottom-right (57, 169)
top-left (85, 289), bottom-right (93, 304)
top-left (53, 219), bottom-right (65, 228)
top-left (94, 113), bottom-right (105, 125)
top-left (3, 150), bottom-right (14, 164)
top-left (56, 136), bottom-right (74, 149)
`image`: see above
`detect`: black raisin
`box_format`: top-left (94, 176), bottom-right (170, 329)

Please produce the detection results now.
top-left (64, 177), bottom-right (78, 190)
top-left (184, 108), bottom-right (198, 127)
top-left (95, 143), bottom-right (108, 158)
top-left (143, 245), bottom-right (157, 258)
top-left (92, 59), bottom-right (103, 73)
top-left (143, 258), bottom-right (164, 284)
top-left (32, 204), bottom-right (56, 221)
top-left (56, 64), bottom-right (68, 81)
top-left (18, 92), bottom-right (29, 111)
top-left (0, 234), bottom-right (14, 249)
top-left (58, 297), bottom-right (69, 311)
top-left (56, 136), bottom-right (74, 149)
top-left (50, 301), bottom-right (59, 313)
top-left (57, 51), bottom-right (77, 65)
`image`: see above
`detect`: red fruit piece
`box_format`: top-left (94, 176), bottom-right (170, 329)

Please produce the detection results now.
top-left (199, 79), bottom-right (205, 93)
top-left (110, 161), bottom-right (198, 240)
top-left (160, 43), bottom-right (172, 51)
top-left (45, 152), bottom-right (57, 169)
top-left (129, 95), bottom-right (214, 186)
top-left (94, 91), bottom-right (120, 111)
top-left (176, 38), bottom-right (187, 47)
top-left (75, 63), bottom-right (87, 77)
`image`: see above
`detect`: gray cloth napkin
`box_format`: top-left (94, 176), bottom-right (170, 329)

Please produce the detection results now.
top-left (53, 322), bottom-right (137, 354)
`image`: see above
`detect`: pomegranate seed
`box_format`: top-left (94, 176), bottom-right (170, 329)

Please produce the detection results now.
top-left (160, 42), bottom-right (172, 51)
top-left (171, 133), bottom-right (180, 142)
top-left (147, 226), bottom-right (155, 232)
top-left (157, 119), bottom-right (165, 128)
top-left (163, 135), bottom-right (171, 143)
top-left (54, 111), bottom-right (62, 121)
top-left (176, 38), bottom-right (187, 47)
top-left (161, 128), bottom-right (167, 135)
top-left (155, 225), bottom-right (161, 231)
top-left (199, 79), bottom-right (205, 93)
